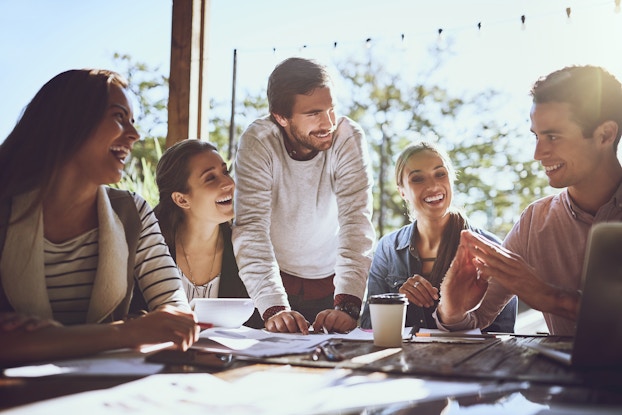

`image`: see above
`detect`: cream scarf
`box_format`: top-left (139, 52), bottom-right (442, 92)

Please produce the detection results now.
top-left (0, 186), bottom-right (129, 323)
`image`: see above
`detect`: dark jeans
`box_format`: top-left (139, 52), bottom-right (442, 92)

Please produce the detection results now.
top-left (287, 293), bottom-right (334, 324)
top-left (281, 271), bottom-right (335, 323)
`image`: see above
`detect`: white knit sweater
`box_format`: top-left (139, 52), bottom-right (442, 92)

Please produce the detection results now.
top-left (232, 116), bottom-right (375, 316)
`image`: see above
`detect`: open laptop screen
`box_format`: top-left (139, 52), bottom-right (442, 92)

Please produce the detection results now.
top-left (571, 222), bottom-right (622, 367)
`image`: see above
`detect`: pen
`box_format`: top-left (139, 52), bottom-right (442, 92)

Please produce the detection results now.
top-left (409, 323), bottom-right (421, 337)
top-left (311, 340), bottom-right (346, 361)
top-left (198, 322), bottom-right (214, 330)
top-left (311, 345), bottom-right (323, 361)
top-left (321, 342), bottom-right (345, 361)
top-left (139, 341), bottom-right (175, 353)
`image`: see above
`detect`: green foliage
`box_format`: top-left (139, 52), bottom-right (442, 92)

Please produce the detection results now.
top-left (113, 138), bottom-right (163, 208)
top-left (113, 48), bottom-right (550, 239)
top-left (113, 53), bottom-right (169, 140)
top-left (334, 48), bottom-right (551, 238)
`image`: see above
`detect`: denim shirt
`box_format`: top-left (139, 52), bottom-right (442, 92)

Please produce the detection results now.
top-left (360, 221), bottom-right (517, 332)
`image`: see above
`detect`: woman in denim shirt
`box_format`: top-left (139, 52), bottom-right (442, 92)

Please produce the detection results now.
top-left (360, 142), bottom-right (517, 332)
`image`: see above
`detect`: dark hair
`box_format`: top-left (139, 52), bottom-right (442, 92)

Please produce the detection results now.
top-left (530, 65), bottom-right (622, 151)
top-left (153, 139), bottom-right (218, 256)
top-left (267, 57), bottom-right (333, 120)
top-left (0, 68), bottom-right (129, 210)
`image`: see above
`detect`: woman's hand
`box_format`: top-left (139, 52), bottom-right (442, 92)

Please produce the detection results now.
top-left (265, 310), bottom-right (310, 334)
top-left (122, 305), bottom-right (199, 351)
top-left (399, 275), bottom-right (438, 308)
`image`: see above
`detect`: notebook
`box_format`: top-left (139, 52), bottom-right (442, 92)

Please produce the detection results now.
top-left (525, 222), bottom-right (622, 367)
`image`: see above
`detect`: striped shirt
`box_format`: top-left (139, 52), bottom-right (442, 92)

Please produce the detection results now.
top-left (44, 192), bottom-right (188, 325)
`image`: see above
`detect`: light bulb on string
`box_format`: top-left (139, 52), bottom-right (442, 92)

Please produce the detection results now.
top-left (566, 7), bottom-right (572, 23)
top-left (436, 28), bottom-right (445, 48)
top-left (616, 0), bottom-right (621, 13)
top-left (521, 14), bottom-right (526, 30)
top-left (365, 37), bottom-right (372, 49)
top-left (331, 41), bottom-right (338, 56)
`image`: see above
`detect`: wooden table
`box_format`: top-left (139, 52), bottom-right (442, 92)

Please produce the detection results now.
top-left (2, 335), bottom-right (622, 414)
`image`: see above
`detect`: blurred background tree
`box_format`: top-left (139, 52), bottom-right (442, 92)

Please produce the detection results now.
top-left (333, 45), bottom-right (551, 238)
top-left (113, 45), bottom-right (551, 238)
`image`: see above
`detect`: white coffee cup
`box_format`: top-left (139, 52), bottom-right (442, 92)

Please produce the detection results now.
top-left (369, 293), bottom-right (408, 347)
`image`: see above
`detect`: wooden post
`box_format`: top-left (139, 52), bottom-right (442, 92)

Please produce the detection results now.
top-left (228, 48), bottom-right (237, 161)
top-left (167, 0), bottom-right (211, 148)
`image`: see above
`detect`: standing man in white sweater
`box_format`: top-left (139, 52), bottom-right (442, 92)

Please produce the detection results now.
top-left (232, 57), bottom-right (375, 334)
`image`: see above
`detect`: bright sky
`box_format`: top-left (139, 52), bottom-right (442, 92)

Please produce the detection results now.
top-left (1, 0), bottom-right (621, 142)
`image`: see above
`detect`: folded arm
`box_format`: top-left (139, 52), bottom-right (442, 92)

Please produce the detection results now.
top-left (0, 306), bottom-right (199, 366)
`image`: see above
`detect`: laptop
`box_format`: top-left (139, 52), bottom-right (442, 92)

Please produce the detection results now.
top-left (525, 222), bottom-right (622, 367)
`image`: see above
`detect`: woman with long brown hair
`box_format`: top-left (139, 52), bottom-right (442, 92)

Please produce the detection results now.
top-left (153, 140), bottom-right (262, 328)
top-left (0, 69), bottom-right (198, 365)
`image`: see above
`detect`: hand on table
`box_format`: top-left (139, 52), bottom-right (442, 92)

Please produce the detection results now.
top-left (265, 310), bottom-right (310, 334)
top-left (399, 275), bottom-right (438, 308)
top-left (313, 309), bottom-right (357, 334)
top-left (123, 305), bottom-right (200, 351)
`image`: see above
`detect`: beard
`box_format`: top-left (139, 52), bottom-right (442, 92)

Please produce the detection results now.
top-left (288, 121), bottom-right (334, 153)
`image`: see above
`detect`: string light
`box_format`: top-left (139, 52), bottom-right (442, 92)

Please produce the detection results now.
top-left (236, 5), bottom-right (616, 55)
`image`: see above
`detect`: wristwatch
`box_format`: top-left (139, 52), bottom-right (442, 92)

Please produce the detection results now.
top-left (334, 302), bottom-right (361, 320)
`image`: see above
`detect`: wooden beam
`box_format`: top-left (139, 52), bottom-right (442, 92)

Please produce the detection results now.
top-left (167, 0), bottom-right (211, 148)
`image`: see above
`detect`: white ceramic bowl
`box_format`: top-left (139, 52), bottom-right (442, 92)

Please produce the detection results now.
top-left (190, 298), bottom-right (255, 328)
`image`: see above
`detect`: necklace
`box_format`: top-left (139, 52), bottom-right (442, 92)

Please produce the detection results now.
top-left (179, 233), bottom-right (220, 287)
top-left (420, 257), bottom-right (437, 262)
top-left (283, 136), bottom-right (298, 159)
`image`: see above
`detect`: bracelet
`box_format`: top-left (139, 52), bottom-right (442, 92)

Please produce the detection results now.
top-left (334, 302), bottom-right (361, 320)
top-left (262, 306), bottom-right (287, 321)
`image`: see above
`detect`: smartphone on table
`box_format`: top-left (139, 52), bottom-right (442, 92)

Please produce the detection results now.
top-left (145, 349), bottom-right (234, 369)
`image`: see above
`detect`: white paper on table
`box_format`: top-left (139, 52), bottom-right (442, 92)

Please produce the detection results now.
top-left (196, 326), bottom-right (419, 357)
top-left (196, 326), bottom-right (331, 357)
top-left (2, 349), bottom-right (164, 378)
top-left (0, 369), bottom-right (522, 415)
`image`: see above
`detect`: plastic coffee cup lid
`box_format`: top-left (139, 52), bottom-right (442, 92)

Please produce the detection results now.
top-left (368, 293), bottom-right (408, 304)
